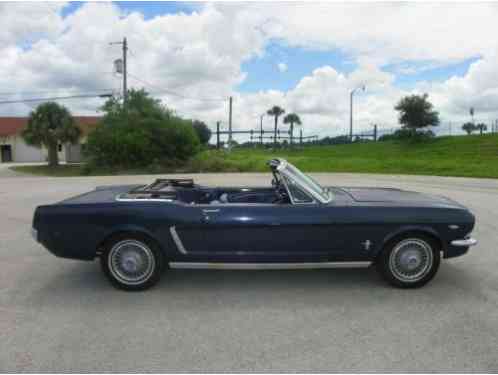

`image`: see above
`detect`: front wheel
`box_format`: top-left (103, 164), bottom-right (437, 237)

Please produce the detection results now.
top-left (377, 235), bottom-right (440, 288)
top-left (100, 234), bottom-right (164, 291)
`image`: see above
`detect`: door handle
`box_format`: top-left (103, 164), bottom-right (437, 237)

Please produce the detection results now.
top-left (202, 209), bottom-right (220, 214)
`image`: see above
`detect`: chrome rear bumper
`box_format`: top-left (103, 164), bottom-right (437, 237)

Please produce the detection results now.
top-left (451, 237), bottom-right (477, 247)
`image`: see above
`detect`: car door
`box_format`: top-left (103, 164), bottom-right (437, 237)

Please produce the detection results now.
top-left (193, 203), bottom-right (350, 262)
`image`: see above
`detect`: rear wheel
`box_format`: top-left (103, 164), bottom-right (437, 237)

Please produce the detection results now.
top-left (377, 234), bottom-right (440, 288)
top-left (100, 233), bottom-right (164, 291)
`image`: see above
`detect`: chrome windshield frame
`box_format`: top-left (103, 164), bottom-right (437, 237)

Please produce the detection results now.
top-left (274, 159), bottom-right (333, 204)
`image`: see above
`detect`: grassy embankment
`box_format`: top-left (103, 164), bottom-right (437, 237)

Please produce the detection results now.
top-left (10, 133), bottom-right (498, 178)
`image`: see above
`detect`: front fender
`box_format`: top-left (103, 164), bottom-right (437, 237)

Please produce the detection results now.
top-left (378, 225), bottom-right (444, 256)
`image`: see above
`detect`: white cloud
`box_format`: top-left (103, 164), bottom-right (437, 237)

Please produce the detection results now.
top-left (0, 2), bottom-right (66, 45)
top-left (0, 2), bottom-right (266, 116)
top-left (251, 2), bottom-right (498, 64)
top-left (277, 62), bottom-right (287, 73)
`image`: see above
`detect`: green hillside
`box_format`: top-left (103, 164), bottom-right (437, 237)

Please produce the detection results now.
top-left (189, 133), bottom-right (498, 178)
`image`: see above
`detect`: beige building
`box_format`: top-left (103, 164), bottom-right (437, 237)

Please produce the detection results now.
top-left (0, 116), bottom-right (100, 163)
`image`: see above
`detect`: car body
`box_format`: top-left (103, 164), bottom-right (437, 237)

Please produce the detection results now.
top-left (32, 158), bottom-right (477, 290)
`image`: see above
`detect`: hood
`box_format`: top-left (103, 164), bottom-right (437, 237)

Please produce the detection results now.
top-left (338, 187), bottom-right (467, 209)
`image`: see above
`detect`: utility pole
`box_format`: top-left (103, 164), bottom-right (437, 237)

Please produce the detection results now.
top-left (110, 37), bottom-right (128, 103)
top-left (123, 37), bottom-right (127, 103)
top-left (228, 96), bottom-right (233, 149)
top-left (260, 114), bottom-right (264, 146)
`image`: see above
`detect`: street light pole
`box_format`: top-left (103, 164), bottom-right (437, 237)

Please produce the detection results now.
top-left (349, 85), bottom-right (365, 142)
top-left (228, 96), bottom-right (233, 150)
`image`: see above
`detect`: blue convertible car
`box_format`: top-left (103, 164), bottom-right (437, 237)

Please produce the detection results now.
top-left (32, 159), bottom-right (477, 290)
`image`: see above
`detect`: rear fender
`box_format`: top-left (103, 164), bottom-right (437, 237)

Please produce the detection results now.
top-left (98, 224), bottom-right (168, 257)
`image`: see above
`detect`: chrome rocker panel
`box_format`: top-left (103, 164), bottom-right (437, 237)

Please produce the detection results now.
top-left (169, 261), bottom-right (372, 270)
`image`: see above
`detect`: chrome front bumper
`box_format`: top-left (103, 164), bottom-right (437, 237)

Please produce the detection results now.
top-left (451, 237), bottom-right (477, 247)
top-left (31, 228), bottom-right (38, 242)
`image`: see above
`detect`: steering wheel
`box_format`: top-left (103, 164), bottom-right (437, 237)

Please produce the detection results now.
top-left (273, 181), bottom-right (290, 204)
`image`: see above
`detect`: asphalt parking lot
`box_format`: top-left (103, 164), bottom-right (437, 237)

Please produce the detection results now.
top-left (1, 169), bottom-right (498, 372)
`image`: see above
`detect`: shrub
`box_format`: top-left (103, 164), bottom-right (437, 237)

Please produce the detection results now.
top-left (379, 128), bottom-right (435, 142)
top-left (84, 90), bottom-right (200, 169)
top-left (85, 117), bottom-right (199, 168)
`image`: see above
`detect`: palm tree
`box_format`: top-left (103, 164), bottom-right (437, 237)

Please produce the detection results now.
top-left (267, 106), bottom-right (285, 147)
top-left (22, 102), bottom-right (81, 167)
top-left (283, 113), bottom-right (302, 146)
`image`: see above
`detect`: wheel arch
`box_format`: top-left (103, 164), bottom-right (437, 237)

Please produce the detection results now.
top-left (378, 226), bottom-right (444, 257)
top-left (96, 225), bottom-right (166, 258)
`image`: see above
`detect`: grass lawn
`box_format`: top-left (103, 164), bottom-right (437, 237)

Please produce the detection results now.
top-left (9, 164), bottom-right (163, 177)
top-left (10, 133), bottom-right (498, 178)
top-left (10, 164), bottom-right (85, 177)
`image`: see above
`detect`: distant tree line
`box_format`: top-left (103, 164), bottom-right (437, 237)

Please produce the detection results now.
top-left (462, 122), bottom-right (487, 135)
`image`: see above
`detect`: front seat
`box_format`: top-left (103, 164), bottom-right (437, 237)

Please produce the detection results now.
top-left (210, 193), bottom-right (229, 205)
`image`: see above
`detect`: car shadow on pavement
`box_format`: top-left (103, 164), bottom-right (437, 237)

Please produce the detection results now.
top-left (29, 260), bottom-right (480, 313)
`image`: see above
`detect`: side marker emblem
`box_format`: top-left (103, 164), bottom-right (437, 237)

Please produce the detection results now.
top-left (362, 240), bottom-right (372, 251)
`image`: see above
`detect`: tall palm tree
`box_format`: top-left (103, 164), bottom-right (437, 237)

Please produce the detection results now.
top-left (267, 106), bottom-right (285, 147)
top-left (283, 113), bottom-right (302, 146)
top-left (22, 102), bottom-right (81, 167)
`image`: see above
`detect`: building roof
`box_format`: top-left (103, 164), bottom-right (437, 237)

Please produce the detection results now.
top-left (0, 116), bottom-right (101, 137)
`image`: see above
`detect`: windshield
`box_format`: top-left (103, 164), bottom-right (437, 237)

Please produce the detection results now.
top-left (280, 161), bottom-right (332, 203)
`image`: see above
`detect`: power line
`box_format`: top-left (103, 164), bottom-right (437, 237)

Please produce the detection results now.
top-left (0, 88), bottom-right (114, 97)
top-left (127, 72), bottom-right (227, 102)
top-left (0, 93), bottom-right (113, 105)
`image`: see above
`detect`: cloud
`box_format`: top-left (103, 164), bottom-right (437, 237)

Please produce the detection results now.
top-left (0, 2), bottom-right (266, 116)
top-left (277, 62), bottom-right (287, 73)
top-left (251, 2), bottom-right (498, 64)
top-left (2, 2), bottom-right (498, 140)
top-left (0, 2), bottom-right (66, 46)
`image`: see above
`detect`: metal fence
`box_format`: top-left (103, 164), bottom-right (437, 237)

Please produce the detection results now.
top-left (212, 120), bottom-right (498, 148)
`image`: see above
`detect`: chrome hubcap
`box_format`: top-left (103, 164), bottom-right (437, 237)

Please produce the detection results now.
top-left (108, 240), bottom-right (155, 285)
top-left (389, 238), bottom-right (433, 282)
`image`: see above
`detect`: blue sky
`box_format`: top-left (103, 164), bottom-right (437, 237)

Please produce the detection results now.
top-left (383, 57), bottom-right (480, 89)
top-left (239, 43), bottom-right (357, 92)
top-left (62, 1), bottom-right (199, 18)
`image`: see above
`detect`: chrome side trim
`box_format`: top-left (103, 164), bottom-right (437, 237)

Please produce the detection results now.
top-left (169, 226), bottom-right (188, 254)
top-left (115, 193), bottom-right (174, 202)
top-left (451, 237), bottom-right (478, 247)
top-left (169, 261), bottom-right (372, 270)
